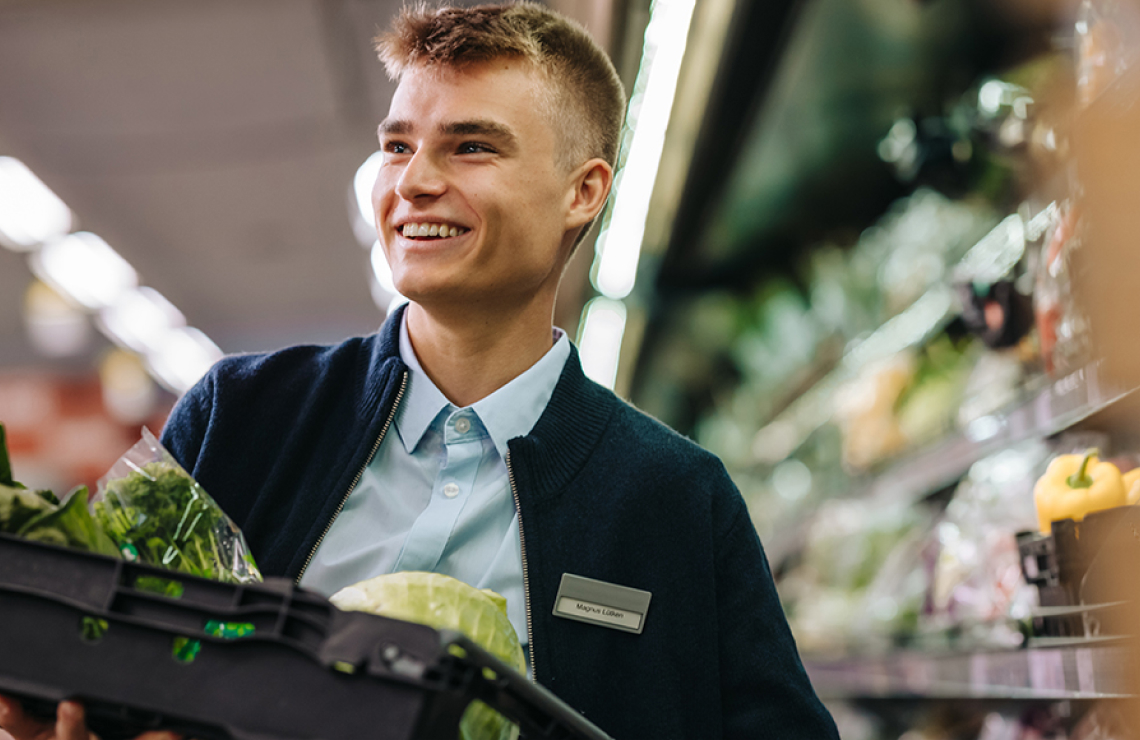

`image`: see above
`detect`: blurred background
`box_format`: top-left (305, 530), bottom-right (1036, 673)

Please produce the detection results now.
top-left (2, 0), bottom-right (1139, 737)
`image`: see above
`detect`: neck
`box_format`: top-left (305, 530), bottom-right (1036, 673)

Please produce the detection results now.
top-left (403, 297), bottom-right (558, 408)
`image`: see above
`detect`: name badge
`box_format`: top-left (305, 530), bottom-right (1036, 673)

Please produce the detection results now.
top-left (552, 573), bottom-right (651, 634)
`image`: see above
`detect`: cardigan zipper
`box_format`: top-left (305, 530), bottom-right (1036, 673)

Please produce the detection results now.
top-left (295, 370), bottom-right (408, 584)
top-left (506, 451), bottom-right (536, 678)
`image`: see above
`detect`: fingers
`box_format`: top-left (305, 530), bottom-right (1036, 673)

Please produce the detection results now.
top-left (0, 697), bottom-right (179, 740)
top-left (0, 696), bottom-right (16, 740)
top-left (54, 703), bottom-right (88, 740)
top-left (56, 703), bottom-right (181, 740)
top-left (0, 696), bottom-right (52, 740)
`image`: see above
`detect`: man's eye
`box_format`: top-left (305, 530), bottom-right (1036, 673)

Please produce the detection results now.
top-left (458, 142), bottom-right (494, 154)
top-left (384, 141), bottom-right (410, 154)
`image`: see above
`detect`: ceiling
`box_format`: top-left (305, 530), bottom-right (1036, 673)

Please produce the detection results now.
top-left (0, 0), bottom-right (618, 379)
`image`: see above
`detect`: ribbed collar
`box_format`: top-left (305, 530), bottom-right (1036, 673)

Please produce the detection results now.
top-left (365, 303), bottom-right (618, 501)
top-left (506, 344), bottom-right (617, 499)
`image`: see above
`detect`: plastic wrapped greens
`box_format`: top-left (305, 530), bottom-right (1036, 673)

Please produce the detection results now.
top-left (92, 428), bottom-right (261, 584)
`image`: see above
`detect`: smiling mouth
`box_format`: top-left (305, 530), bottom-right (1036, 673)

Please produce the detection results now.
top-left (400, 222), bottom-right (469, 239)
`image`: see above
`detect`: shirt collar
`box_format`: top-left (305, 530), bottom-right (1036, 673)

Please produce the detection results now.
top-left (395, 312), bottom-right (570, 458)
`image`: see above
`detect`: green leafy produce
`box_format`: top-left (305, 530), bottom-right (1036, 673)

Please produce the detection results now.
top-left (0, 423), bottom-right (14, 487)
top-left (18, 486), bottom-right (120, 557)
top-left (94, 461), bottom-right (259, 583)
top-left (0, 483), bottom-right (56, 534)
top-left (0, 423), bottom-right (118, 556)
top-left (331, 571), bottom-right (525, 740)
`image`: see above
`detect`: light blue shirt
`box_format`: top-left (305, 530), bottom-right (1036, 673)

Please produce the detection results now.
top-left (299, 314), bottom-right (570, 659)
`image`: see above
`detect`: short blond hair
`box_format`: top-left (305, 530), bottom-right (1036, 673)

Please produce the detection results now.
top-left (375, 2), bottom-right (625, 172)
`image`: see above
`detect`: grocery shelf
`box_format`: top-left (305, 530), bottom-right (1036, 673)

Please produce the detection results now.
top-left (764, 361), bottom-right (1134, 566)
top-left (803, 643), bottom-right (1132, 700)
top-left (865, 360), bottom-right (1135, 508)
top-left (751, 206), bottom-right (1058, 465)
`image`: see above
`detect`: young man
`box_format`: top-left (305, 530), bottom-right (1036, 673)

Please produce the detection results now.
top-left (0, 4), bottom-right (836, 739)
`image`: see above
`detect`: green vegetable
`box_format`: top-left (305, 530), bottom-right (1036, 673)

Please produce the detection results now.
top-left (331, 571), bottom-right (525, 740)
top-left (0, 483), bottom-right (56, 534)
top-left (93, 461), bottom-right (258, 583)
top-left (0, 423), bottom-right (118, 556)
top-left (18, 486), bottom-right (120, 557)
top-left (0, 423), bottom-right (53, 534)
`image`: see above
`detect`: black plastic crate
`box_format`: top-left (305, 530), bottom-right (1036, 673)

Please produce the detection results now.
top-left (0, 533), bottom-right (611, 740)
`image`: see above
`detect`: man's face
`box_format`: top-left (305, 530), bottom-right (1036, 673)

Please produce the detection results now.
top-left (373, 59), bottom-right (576, 313)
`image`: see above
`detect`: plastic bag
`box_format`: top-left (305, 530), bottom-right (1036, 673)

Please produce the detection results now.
top-left (92, 428), bottom-right (261, 584)
top-left (925, 441), bottom-right (1052, 646)
top-left (1034, 201), bottom-right (1092, 377)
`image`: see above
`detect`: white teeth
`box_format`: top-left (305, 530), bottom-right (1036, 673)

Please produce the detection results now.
top-left (400, 222), bottom-right (465, 238)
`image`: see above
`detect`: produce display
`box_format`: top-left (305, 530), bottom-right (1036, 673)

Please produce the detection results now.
top-left (632, 0), bottom-right (1140, 736)
top-left (332, 571), bottom-right (526, 740)
top-left (832, 700), bottom-right (1134, 740)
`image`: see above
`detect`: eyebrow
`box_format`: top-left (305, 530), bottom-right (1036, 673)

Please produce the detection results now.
top-left (379, 118), bottom-right (519, 151)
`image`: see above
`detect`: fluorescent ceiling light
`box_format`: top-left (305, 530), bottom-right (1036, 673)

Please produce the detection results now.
top-left (593, 0), bottom-right (696, 300)
top-left (0, 157), bottom-right (73, 251)
top-left (99, 286), bottom-right (187, 355)
top-left (145, 326), bottom-right (223, 394)
top-left (578, 297), bottom-right (627, 390)
top-left (32, 232), bottom-right (138, 310)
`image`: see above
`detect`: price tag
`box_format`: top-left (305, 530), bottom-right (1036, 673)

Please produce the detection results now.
top-left (1049, 367), bottom-right (1087, 424)
top-left (1076, 648), bottom-right (1096, 694)
top-left (970, 654), bottom-right (988, 694)
top-left (899, 655), bottom-right (931, 693)
top-left (1029, 650), bottom-right (1066, 692)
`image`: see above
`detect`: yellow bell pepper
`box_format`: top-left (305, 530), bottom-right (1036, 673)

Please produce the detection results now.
top-left (1033, 449), bottom-right (1126, 533)
top-left (1124, 468), bottom-right (1140, 506)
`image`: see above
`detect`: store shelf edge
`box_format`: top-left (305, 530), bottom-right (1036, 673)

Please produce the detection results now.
top-left (803, 642), bottom-right (1132, 701)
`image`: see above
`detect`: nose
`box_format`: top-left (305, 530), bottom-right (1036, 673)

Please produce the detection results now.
top-left (395, 149), bottom-right (447, 200)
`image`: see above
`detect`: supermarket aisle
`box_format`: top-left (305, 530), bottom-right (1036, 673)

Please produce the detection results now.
top-left (621, 0), bottom-right (1140, 736)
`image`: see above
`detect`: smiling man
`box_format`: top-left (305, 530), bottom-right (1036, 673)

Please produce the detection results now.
top-left (0, 4), bottom-right (835, 740)
top-left (372, 53), bottom-right (607, 408)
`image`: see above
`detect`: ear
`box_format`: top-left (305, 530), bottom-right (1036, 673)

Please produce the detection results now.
top-left (564, 158), bottom-right (614, 232)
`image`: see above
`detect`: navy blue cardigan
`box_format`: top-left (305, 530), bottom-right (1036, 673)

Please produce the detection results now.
top-left (161, 305), bottom-right (837, 739)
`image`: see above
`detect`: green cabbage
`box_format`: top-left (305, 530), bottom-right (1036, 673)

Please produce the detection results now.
top-left (330, 571), bottom-right (524, 740)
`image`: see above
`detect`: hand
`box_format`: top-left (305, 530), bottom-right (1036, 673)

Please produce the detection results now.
top-left (0, 696), bottom-right (180, 740)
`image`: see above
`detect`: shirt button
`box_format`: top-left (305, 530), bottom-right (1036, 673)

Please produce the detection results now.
top-left (454, 417), bottom-right (471, 434)
top-left (442, 482), bottom-right (460, 498)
